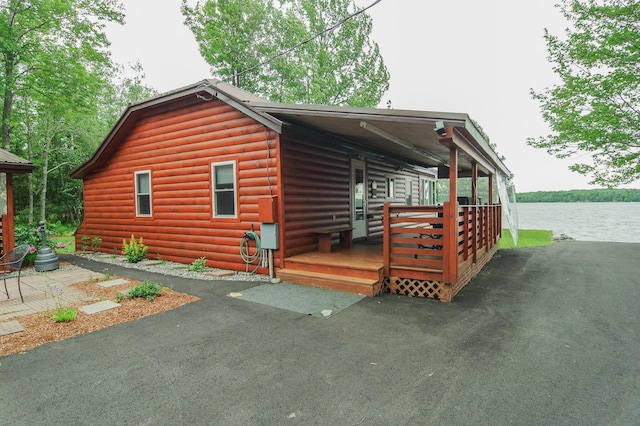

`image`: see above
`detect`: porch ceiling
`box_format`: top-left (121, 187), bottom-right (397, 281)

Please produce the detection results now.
top-left (250, 103), bottom-right (510, 177)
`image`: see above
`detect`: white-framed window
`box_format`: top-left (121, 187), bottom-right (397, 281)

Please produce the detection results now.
top-left (405, 178), bottom-right (413, 205)
top-left (420, 178), bottom-right (436, 206)
top-left (212, 161), bottom-right (237, 218)
top-left (135, 170), bottom-right (152, 217)
top-left (386, 176), bottom-right (395, 199)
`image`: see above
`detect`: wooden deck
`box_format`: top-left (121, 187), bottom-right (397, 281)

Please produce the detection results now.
top-left (277, 242), bottom-right (384, 296)
top-left (277, 203), bottom-right (502, 302)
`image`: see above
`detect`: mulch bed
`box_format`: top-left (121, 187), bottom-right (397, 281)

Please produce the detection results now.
top-left (0, 279), bottom-right (199, 357)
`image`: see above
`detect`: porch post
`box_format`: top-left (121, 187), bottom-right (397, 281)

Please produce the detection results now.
top-left (383, 202), bottom-right (390, 277)
top-left (488, 174), bottom-right (494, 204)
top-left (445, 147), bottom-right (458, 284)
top-left (449, 147), bottom-right (457, 206)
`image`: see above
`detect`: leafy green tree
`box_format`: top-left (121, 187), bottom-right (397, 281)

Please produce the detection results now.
top-left (2, 2), bottom-right (159, 227)
top-left (182, 0), bottom-right (389, 107)
top-left (529, 0), bottom-right (640, 187)
top-left (0, 0), bottom-right (125, 150)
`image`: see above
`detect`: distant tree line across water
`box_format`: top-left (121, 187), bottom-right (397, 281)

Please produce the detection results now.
top-left (516, 189), bottom-right (640, 203)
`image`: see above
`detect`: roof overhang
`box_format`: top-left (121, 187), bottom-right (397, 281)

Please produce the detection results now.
top-left (248, 102), bottom-right (511, 177)
top-left (0, 149), bottom-right (35, 174)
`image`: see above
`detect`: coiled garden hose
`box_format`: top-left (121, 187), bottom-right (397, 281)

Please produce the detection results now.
top-left (240, 231), bottom-right (262, 274)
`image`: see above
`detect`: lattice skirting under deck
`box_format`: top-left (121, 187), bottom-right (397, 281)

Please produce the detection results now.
top-left (383, 244), bottom-right (499, 302)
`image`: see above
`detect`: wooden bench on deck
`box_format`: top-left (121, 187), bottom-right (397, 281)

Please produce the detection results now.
top-left (312, 226), bottom-right (354, 253)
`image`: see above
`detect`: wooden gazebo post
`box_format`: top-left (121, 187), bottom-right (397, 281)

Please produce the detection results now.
top-left (3, 174), bottom-right (15, 252)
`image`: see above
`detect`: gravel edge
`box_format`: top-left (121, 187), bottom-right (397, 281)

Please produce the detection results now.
top-left (70, 252), bottom-right (271, 282)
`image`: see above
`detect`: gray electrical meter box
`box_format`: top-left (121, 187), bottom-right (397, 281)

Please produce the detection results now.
top-left (260, 223), bottom-right (279, 250)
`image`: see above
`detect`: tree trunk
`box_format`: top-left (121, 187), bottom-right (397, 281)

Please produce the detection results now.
top-left (28, 173), bottom-right (34, 226)
top-left (2, 57), bottom-right (15, 150)
top-left (39, 143), bottom-right (49, 222)
top-left (39, 123), bottom-right (52, 222)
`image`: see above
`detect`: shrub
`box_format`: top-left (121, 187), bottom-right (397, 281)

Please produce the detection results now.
top-left (122, 235), bottom-right (148, 263)
top-left (14, 224), bottom-right (49, 266)
top-left (187, 257), bottom-right (207, 272)
top-left (124, 281), bottom-right (163, 301)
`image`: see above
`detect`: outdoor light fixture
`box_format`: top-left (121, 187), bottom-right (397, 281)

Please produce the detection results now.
top-left (434, 120), bottom-right (447, 136)
top-left (360, 120), bottom-right (441, 164)
top-left (370, 180), bottom-right (378, 198)
top-left (360, 121), bottom-right (414, 150)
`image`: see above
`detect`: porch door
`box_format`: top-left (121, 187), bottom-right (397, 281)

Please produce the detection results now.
top-left (351, 159), bottom-right (367, 239)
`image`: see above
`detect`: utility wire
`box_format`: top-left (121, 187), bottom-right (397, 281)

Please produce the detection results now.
top-left (234, 0), bottom-right (383, 79)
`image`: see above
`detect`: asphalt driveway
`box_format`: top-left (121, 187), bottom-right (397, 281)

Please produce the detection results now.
top-left (1, 241), bottom-right (639, 425)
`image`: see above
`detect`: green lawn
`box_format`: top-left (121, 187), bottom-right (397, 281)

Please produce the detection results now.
top-left (500, 229), bottom-right (554, 249)
top-left (50, 235), bottom-right (76, 253)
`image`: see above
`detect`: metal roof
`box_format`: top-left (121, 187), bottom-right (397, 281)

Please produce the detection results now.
top-left (0, 149), bottom-right (35, 174)
top-left (71, 79), bottom-right (510, 178)
top-left (248, 102), bottom-right (510, 177)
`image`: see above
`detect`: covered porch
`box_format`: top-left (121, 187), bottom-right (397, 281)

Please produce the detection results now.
top-left (264, 103), bottom-right (514, 301)
top-left (278, 202), bottom-right (501, 302)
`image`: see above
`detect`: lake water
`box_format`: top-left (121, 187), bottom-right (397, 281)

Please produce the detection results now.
top-left (514, 202), bottom-right (640, 243)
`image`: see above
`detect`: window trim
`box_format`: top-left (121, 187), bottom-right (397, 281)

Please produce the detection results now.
top-left (385, 176), bottom-right (396, 200)
top-left (134, 170), bottom-right (152, 217)
top-left (211, 160), bottom-right (238, 219)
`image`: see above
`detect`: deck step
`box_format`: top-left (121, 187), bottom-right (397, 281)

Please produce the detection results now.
top-left (277, 269), bottom-right (382, 297)
top-left (284, 258), bottom-right (382, 281)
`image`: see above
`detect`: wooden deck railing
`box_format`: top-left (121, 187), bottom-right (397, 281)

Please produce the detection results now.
top-left (384, 202), bottom-right (502, 284)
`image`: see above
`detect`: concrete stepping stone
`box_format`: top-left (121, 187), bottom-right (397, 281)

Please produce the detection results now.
top-left (79, 300), bottom-right (120, 314)
top-left (98, 278), bottom-right (130, 288)
top-left (0, 320), bottom-right (24, 336)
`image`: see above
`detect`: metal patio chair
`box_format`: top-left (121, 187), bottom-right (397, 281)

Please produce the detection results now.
top-left (0, 244), bottom-right (30, 303)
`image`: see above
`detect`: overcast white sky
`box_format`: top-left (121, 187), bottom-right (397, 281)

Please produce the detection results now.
top-left (104, 0), bottom-right (639, 193)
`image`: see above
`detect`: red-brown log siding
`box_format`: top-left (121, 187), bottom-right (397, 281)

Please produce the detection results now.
top-left (280, 135), bottom-right (351, 257)
top-left (280, 133), bottom-right (429, 258)
top-left (76, 98), bottom-right (280, 272)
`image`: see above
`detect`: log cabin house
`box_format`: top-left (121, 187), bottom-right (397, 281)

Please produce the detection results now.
top-left (71, 79), bottom-right (512, 302)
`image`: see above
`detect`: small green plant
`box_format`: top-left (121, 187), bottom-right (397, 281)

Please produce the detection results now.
top-left (91, 236), bottom-right (102, 251)
top-left (102, 268), bottom-right (111, 280)
top-left (157, 254), bottom-right (167, 266)
top-left (123, 281), bottom-right (163, 301)
top-left (47, 286), bottom-right (78, 323)
top-left (50, 307), bottom-right (78, 322)
top-left (80, 234), bottom-right (90, 251)
top-left (122, 234), bottom-right (148, 263)
top-left (187, 257), bottom-right (207, 272)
